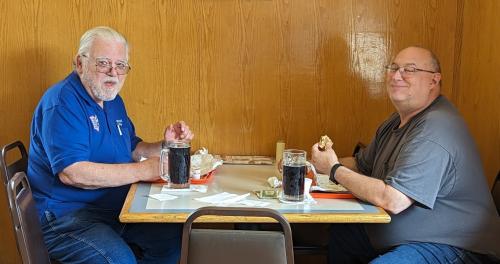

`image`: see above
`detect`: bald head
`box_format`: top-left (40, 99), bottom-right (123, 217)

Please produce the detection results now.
top-left (386, 46), bottom-right (443, 121)
top-left (399, 46), bottom-right (441, 73)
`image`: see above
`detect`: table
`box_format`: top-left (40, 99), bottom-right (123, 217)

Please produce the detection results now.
top-left (119, 164), bottom-right (391, 223)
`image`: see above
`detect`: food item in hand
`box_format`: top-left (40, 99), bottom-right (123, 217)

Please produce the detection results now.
top-left (318, 135), bottom-right (333, 151)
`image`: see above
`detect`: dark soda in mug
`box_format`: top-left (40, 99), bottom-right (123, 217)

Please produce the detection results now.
top-left (282, 164), bottom-right (306, 200)
top-left (160, 141), bottom-right (191, 188)
top-left (168, 146), bottom-right (190, 186)
top-left (281, 149), bottom-right (307, 201)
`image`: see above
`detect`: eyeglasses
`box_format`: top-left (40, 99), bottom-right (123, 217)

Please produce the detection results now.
top-left (385, 63), bottom-right (437, 76)
top-left (81, 54), bottom-right (131, 75)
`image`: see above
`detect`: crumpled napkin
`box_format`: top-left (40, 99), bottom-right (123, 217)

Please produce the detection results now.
top-left (267, 176), bottom-right (282, 188)
top-left (191, 148), bottom-right (223, 178)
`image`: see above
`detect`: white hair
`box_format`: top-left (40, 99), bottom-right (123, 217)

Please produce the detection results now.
top-left (76, 26), bottom-right (129, 59)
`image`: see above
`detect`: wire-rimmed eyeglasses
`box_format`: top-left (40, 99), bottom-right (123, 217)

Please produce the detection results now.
top-left (81, 54), bottom-right (131, 75)
top-left (385, 63), bottom-right (437, 76)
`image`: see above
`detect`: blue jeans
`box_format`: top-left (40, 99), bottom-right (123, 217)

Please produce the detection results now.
top-left (41, 208), bottom-right (181, 264)
top-left (329, 224), bottom-right (493, 264)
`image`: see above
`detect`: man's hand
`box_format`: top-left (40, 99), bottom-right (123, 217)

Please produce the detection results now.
top-left (164, 121), bottom-right (194, 142)
top-left (310, 141), bottom-right (339, 174)
top-left (137, 157), bottom-right (162, 182)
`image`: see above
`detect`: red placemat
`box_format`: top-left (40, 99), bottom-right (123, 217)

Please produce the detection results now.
top-left (150, 170), bottom-right (216, 184)
top-left (310, 192), bottom-right (354, 199)
top-left (190, 170), bottom-right (216, 184)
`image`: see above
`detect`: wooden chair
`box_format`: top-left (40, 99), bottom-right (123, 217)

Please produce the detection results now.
top-left (180, 206), bottom-right (294, 264)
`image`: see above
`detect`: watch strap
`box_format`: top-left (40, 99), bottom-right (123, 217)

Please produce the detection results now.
top-left (329, 163), bottom-right (343, 184)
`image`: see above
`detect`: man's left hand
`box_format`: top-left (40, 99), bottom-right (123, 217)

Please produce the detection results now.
top-left (164, 121), bottom-right (194, 142)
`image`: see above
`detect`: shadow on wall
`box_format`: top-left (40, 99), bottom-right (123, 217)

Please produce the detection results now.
top-left (311, 34), bottom-right (369, 157)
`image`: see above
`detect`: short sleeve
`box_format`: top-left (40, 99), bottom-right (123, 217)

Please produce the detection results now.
top-left (385, 139), bottom-right (453, 209)
top-left (42, 104), bottom-right (90, 175)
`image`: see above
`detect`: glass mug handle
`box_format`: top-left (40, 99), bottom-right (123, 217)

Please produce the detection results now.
top-left (305, 161), bottom-right (318, 191)
top-left (160, 148), bottom-right (170, 182)
top-left (305, 161), bottom-right (318, 178)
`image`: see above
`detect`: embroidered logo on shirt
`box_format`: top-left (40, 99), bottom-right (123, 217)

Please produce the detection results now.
top-left (89, 115), bottom-right (100, 132)
top-left (116, 119), bottom-right (123, 136)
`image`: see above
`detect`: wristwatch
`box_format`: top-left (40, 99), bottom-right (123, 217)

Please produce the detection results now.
top-left (329, 163), bottom-right (343, 184)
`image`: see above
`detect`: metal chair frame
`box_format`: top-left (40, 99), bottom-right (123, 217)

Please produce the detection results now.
top-left (180, 206), bottom-right (294, 264)
top-left (1, 141), bottom-right (52, 263)
top-left (1, 140), bottom-right (28, 185)
top-left (7, 171), bottom-right (51, 264)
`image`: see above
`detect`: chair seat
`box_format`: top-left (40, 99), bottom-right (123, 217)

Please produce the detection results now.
top-left (188, 229), bottom-right (287, 264)
top-left (180, 206), bottom-right (294, 264)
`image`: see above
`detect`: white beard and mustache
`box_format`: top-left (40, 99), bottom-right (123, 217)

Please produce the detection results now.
top-left (82, 67), bottom-right (123, 102)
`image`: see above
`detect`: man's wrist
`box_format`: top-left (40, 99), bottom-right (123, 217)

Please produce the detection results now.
top-left (329, 163), bottom-right (343, 184)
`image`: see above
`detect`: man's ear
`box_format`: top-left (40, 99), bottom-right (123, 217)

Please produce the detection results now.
top-left (75, 55), bottom-right (84, 74)
top-left (432, 73), bottom-right (441, 86)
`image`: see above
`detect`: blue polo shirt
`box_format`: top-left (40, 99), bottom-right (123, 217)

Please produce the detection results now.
top-left (28, 71), bottom-right (142, 220)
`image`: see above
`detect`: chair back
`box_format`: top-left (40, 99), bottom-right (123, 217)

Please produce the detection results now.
top-left (352, 142), bottom-right (366, 157)
top-left (8, 171), bottom-right (51, 264)
top-left (492, 171), bottom-right (500, 215)
top-left (1, 140), bottom-right (28, 185)
top-left (180, 206), bottom-right (294, 264)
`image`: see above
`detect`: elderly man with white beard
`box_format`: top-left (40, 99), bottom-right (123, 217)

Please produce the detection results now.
top-left (28, 26), bottom-right (192, 264)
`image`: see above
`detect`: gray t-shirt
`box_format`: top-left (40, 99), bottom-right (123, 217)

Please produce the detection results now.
top-left (356, 95), bottom-right (499, 257)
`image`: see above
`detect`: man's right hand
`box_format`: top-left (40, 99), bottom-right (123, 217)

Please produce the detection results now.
top-left (138, 157), bottom-right (162, 182)
top-left (310, 141), bottom-right (339, 174)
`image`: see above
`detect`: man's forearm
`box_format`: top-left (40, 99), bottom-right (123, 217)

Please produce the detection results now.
top-left (59, 159), bottom-right (157, 189)
top-left (132, 141), bottom-right (163, 161)
top-left (338, 156), bottom-right (359, 172)
top-left (335, 166), bottom-right (413, 214)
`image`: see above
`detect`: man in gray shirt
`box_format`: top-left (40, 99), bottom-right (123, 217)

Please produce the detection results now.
top-left (311, 46), bottom-right (499, 263)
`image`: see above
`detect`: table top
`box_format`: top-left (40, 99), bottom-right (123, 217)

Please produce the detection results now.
top-left (119, 164), bottom-right (391, 223)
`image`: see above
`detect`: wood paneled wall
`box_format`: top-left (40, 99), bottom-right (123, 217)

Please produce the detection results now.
top-left (0, 0), bottom-right (498, 262)
top-left (458, 0), bottom-right (500, 188)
